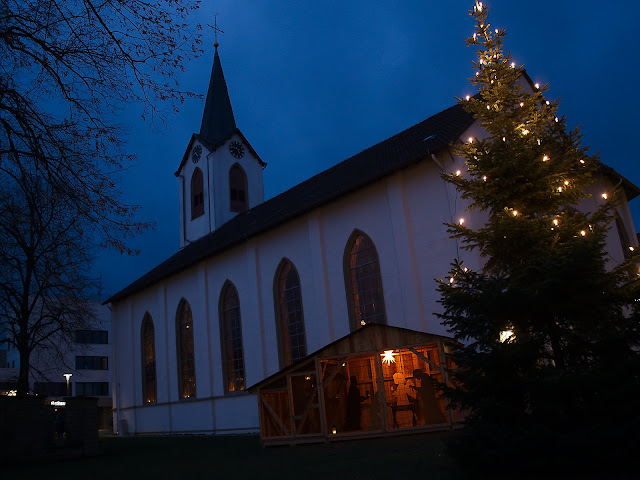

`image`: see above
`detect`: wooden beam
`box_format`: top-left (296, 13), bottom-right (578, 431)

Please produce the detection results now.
top-left (260, 392), bottom-right (290, 436)
top-left (408, 347), bottom-right (443, 374)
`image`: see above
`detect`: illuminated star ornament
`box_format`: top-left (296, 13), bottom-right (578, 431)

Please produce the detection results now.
top-left (381, 350), bottom-right (397, 365)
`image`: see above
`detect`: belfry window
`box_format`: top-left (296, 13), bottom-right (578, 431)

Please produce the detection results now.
top-left (229, 163), bottom-right (248, 213)
top-left (274, 259), bottom-right (307, 368)
top-left (220, 282), bottom-right (246, 392)
top-left (615, 217), bottom-right (632, 258)
top-left (176, 299), bottom-right (196, 399)
top-left (141, 313), bottom-right (157, 403)
top-left (191, 168), bottom-right (205, 219)
top-left (344, 231), bottom-right (387, 331)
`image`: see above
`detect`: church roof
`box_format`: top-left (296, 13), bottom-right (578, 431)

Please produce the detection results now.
top-left (104, 98), bottom-right (639, 305)
top-left (105, 101), bottom-right (476, 304)
top-left (200, 46), bottom-right (237, 146)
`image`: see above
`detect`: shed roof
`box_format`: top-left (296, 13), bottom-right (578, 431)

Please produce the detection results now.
top-left (247, 323), bottom-right (456, 392)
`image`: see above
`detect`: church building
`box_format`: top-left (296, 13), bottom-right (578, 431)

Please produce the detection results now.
top-left (105, 45), bottom-right (639, 438)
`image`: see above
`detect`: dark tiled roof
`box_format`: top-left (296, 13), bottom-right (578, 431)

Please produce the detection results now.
top-left (105, 102), bottom-right (475, 304)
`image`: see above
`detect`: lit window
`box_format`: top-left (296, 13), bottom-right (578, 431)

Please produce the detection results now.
top-left (220, 282), bottom-right (245, 392)
top-left (141, 313), bottom-right (157, 403)
top-left (274, 259), bottom-right (307, 367)
top-left (344, 231), bottom-right (387, 331)
top-left (176, 299), bottom-right (196, 399)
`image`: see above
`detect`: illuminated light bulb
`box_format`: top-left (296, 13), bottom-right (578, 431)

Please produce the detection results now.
top-left (580, 159), bottom-right (585, 164)
top-left (495, 29), bottom-right (498, 33)
top-left (463, 267), bottom-right (469, 272)
top-left (522, 129), bottom-right (529, 135)
top-left (580, 230), bottom-right (586, 236)
top-left (500, 330), bottom-right (514, 343)
top-left (557, 186), bottom-right (563, 192)
top-left (465, 95), bottom-right (471, 101)
top-left (381, 350), bottom-right (396, 365)
top-left (487, 105), bottom-right (491, 110)
top-left (520, 102), bottom-right (524, 107)
top-left (502, 137), bottom-right (506, 141)
top-left (553, 219), bottom-right (559, 226)
top-left (491, 80), bottom-right (494, 84)
top-left (546, 100), bottom-right (550, 105)
top-left (479, 59), bottom-right (484, 64)
top-left (478, 3), bottom-right (483, 12)
top-left (459, 218), bottom-right (465, 225)
top-left (482, 175), bottom-right (487, 181)
top-left (449, 277), bottom-right (455, 284)
top-left (456, 170), bottom-right (462, 176)
top-left (537, 139), bottom-right (541, 145)
top-left (564, 180), bottom-right (569, 186)
top-left (601, 193), bottom-right (607, 200)
top-left (555, 117), bottom-right (559, 122)
top-left (535, 83), bottom-right (540, 89)
top-left (630, 246), bottom-right (635, 251)
top-left (543, 155), bottom-right (549, 162)
top-left (332, 427), bottom-right (337, 435)
top-left (511, 62), bottom-right (516, 68)
top-left (468, 136), bottom-right (473, 143)
top-left (473, 33), bottom-right (477, 40)
top-left (512, 210), bottom-right (518, 217)
top-left (476, 72), bottom-right (480, 76)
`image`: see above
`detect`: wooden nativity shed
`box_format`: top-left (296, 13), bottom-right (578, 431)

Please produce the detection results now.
top-left (248, 324), bottom-right (464, 445)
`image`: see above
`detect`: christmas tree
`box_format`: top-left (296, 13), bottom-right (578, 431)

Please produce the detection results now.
top-left (437, 2), bottom-right (640, 475)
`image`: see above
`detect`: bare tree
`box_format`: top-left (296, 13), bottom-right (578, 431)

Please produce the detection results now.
top-left (0, 167), bottom-right (99, 396)
top-left (0, 0), bottom-right (203, 253)
top-left (0, 0), bottom-right (203, 394)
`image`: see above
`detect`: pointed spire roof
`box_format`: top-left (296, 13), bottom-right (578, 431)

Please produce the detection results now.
top-left (199, 45), bottom-right (237, 145)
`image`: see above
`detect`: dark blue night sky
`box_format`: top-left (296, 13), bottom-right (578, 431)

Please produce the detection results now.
top-left (96, 1), bottom-right (640, 299)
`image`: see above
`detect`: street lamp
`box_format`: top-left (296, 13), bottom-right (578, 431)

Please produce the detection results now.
top-left (63, 373), bottom-right (72, 396)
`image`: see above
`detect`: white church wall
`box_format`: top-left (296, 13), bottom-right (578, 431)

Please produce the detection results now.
top-left (111, 141), bottom-right (638, 435)
top-left (214, 394), bottom-right (259, 433)
top-left (135, 404), bottom-right (172, 434)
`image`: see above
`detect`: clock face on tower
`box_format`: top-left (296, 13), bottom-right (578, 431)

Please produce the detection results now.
top-left (229, 141), bottom-right (245, 159)
top-left (191, 144), bottom-right (202, 163)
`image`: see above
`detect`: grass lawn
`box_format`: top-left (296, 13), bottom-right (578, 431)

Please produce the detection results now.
top-left (7, 431), bottom-right (463, 480)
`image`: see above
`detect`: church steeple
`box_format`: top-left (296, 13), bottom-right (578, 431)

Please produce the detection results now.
top-left (199, 44), bottom-right (237, 145)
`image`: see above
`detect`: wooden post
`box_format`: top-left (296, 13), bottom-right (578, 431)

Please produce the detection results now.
top-left (316, 358), bottom-right (329, 440)
top-left (374, 352), bottom-right (390, 432)
top-left (437, 340), bottom-right (455, 427)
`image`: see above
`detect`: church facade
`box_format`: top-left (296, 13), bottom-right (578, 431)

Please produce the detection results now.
top-left (105, 47), bottom-right (639, 436)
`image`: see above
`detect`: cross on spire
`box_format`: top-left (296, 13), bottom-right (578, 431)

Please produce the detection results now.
top-left (211, 13), bottom-right (224, 49)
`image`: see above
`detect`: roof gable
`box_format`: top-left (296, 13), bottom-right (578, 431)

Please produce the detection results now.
top-left (175, 129), bottom-right (266, 177)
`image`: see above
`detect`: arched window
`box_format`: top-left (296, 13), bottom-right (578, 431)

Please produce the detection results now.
top-left (274, 259), bottom-right (307, 368)
top-left (141, 313), bottom-right (157, 403)
top-left (176, 299), bottom-right (196, 399)
top-left (191, 168), bottom-right (205, 219)
top-left (615, 216), bottom-right (632, 258)
top-left (344, 230), bottom-right (387, 331)
top-left (229, 163), bottom-right (248, 213)
top-left (219, 282), bottom-right (245, 392)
